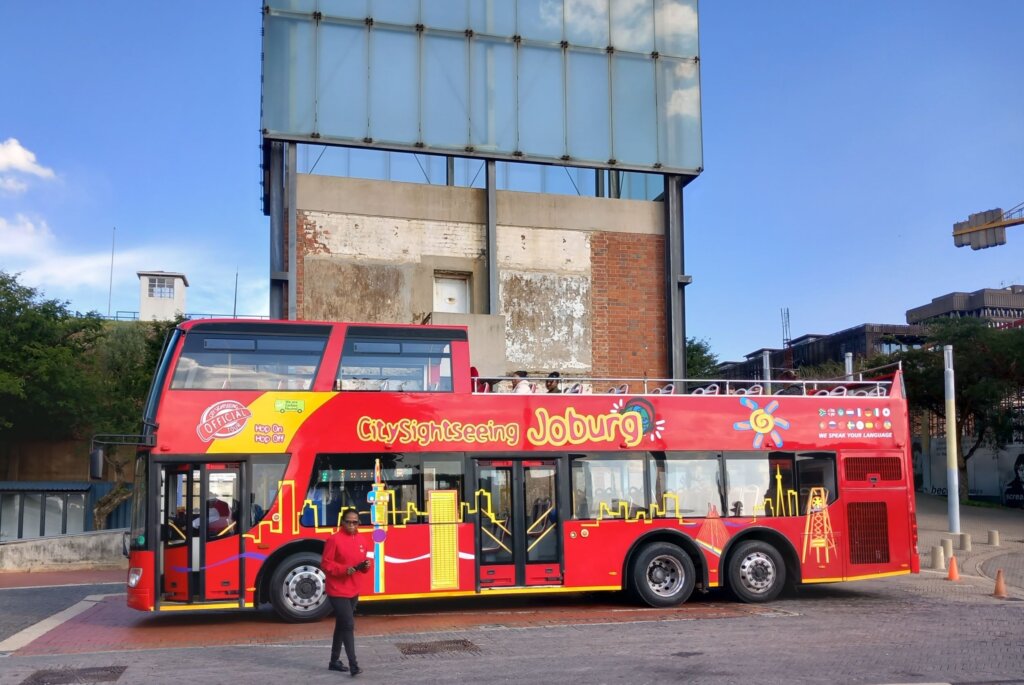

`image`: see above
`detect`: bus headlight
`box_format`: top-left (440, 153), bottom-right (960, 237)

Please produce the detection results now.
top-left (128, 567), bottom-right (143, 588)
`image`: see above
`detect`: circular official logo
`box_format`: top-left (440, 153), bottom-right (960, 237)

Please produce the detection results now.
top-left (196, 400), bottom-right (253, 442)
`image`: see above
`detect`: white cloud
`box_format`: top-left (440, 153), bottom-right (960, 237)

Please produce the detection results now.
top-left (0, 177), bottom-right (28, 194)
top-left (0, 138), bottom-right (56, 195)
top-left (0, 138), bottom-right (55, 178)
top-left (0, 214), bottom-right (55, 257)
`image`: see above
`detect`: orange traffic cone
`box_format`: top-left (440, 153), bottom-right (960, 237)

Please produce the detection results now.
top-left (993, 568), bottom-right (1008, 598)
top-left (946, 555), bottom-right (960, 581)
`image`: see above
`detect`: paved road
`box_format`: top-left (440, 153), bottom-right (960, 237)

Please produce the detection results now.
top-left (0, 574), bottom-right (1022, 685)
top-left (0, 583), bottom-right (120, 645)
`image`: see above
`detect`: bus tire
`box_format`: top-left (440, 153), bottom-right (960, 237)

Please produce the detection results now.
top-left (270, 552), bottom-right (331, 622)
top-left (727, 540), bottom-right (786, 603)
top-left (630, 542), bottom-right (695, 608)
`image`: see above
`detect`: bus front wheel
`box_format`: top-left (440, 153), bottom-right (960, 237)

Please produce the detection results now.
top-left (630, 542), bottom-right (695, 607)
top-left (727, 540), bottom-right (786, 603)
top-left (270, 552), bottom-right (332, 622)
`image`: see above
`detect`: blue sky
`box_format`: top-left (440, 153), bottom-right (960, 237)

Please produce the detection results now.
top-left (1, 1), bottom-right (1022, 362)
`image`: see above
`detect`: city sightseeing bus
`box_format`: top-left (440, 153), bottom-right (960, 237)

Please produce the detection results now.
top-left (123, 319), bottom-right (919, 621)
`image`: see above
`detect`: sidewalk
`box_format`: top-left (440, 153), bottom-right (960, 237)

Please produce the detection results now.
top-left (913, 492), bottom-right (1024, 592)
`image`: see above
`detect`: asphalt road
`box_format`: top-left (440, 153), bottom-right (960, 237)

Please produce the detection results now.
top-left (1, 574), bottom-right (1022, 685)
top-left (0, 583), bottom-right (120, 645)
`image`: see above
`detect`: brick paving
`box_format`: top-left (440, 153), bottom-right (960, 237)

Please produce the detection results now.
top-left (0, 494), bottom-right (1021, 684)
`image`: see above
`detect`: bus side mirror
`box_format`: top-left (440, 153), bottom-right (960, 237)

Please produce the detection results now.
top-left (89, 447), bottom-right (105, 480)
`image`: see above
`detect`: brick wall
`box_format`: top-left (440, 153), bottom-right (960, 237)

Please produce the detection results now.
top-left (591, 232), bottom-right (668, 380)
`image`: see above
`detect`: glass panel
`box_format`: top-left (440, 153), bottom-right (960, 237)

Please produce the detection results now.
top-left (566, 50), bottom-right (610, 163)
top-left (725, 452), bottom-right (796, 517)
top-left (338, 337), bottom-right (453, 392)
top-left (164, 470), bottom-right (189, 546)
top-left (423, 459), bottom-right (464, 497)
top-left (651, 452), bottom-right (721, 517)
top-left (518, 44), bottom-right (564, 157)
top-left (318, 22), bottom-right (369, 141)
top-left (207, 469), bottom-right (240, 540)
top-left (371, 0), bottom-right (418, 24)
top-left (470, 38), bottom-right (516, 153)
top-left (251, 458), bottom-right (290, 526)
top-left (525, 465), bottom-right (558, 563)
top-left (611, 52), bottom-right (656, 166)
top-left (320, 0), bottom-right (369, 20)
top-left (479, 465), bottom-right (513, 564)
top-left (267, 0), bottom-right (316, 11)
top-left (129, 456), bottom-right (148, 549)
top-left (796, 452), bottom-right (837, 515)
top-left (22, 493), bottom-right (42, 538)
top-left (423, 34), bottom-right (470, 148)
top-left (566, 0), bottom-right (609, 48)
top-left (422, 0), bottom-right (469, 31)
top-left (262, 14), bottom-right (316, 134)
top-left (470, 0), bottom-right (515, 36)
top-left (571, 454), bottom-right (645, 519)
top-left (66, 493), bottom-right (85, 535)
top-left (610, 0), bottom-right (654, 53)
top-left (170, 332), bottom-right (327, 390)
top-left (369, 27), bottom-right (419, 144)
top-left (44, 495), bottom-right (63, 536)
top-left (655, 0), bottom-right (698, 56)
top-left (517, 0), bottom-right (563, 43)
top-left (302, 454), bottom-right (421, 527)
top-left (0, 493), bottom-right (19, 541)
top-left (657, 56), bottom-right (701, 170)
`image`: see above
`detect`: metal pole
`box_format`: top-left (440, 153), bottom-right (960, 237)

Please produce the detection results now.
top-left (485, 159), bottom-right (499, 315)
top-left (844, 352), bottom-right (853, 380)
top-left (944, 345), bottom-right (961, 533)
top-left (233, 269), bottom-right (239, 318)
top-left (762, 350), bottom-right (772, 394)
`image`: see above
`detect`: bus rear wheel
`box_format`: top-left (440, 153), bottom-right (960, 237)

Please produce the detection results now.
top-left (727, 540), bottom-right (786, 603)
top-left (630, 542), bottom-right (695, 608)
top-left (270, 552), bottom-right (331, 622)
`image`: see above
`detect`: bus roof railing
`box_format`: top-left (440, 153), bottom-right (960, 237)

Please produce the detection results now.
top-left (474, 374), bottom-right (894, 397)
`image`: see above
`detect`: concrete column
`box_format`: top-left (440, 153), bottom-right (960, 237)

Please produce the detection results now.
top-left (931, 545), bottom-right (946, 571)
top-left (988, 530), bottom-right (1000, 546)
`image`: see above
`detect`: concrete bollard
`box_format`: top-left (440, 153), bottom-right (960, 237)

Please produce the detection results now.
top-left (941, 538), bottom-right (954, 560)
top-left (988, 530), bottom-right (1000, 546)
top-left (931, 545), bottom-right (946, 571)
top-left (960, 533), bottom-right (972, 552)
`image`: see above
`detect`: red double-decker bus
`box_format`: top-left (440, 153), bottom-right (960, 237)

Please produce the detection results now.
top-left (124, 319), bottom-right (919, 621)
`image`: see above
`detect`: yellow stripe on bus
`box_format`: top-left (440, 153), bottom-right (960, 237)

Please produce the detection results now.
top-left (157, 602), bottom-right (254, 611)
top-left (802, 569), bottom-right (911, 584)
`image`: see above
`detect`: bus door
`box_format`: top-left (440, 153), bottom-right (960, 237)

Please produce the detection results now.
top-left (159, 462), bottom-right (244, 605)
top-left (475, 459), bottom-right (563, 588)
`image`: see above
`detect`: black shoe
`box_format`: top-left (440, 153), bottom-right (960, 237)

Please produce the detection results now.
top-left (329, 661), bottom-right (349, 672)
top-left (350, 666), bottom-right (363, 677)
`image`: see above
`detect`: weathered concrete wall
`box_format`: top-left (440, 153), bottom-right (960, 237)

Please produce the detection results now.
top-left (294, 174), bottom-right (664, 378)
top-left (0, 529), bottom-right (128, 572)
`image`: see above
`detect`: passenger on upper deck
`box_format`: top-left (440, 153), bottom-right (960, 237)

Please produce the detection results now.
top-left (774, 369), bottom-right (803, 395)
top-left (512, 370), bottom-right (534, 394)
top-left (545, 372), bottom-right (562, 393)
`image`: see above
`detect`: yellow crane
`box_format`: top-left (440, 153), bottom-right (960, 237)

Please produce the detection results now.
top-left (952, 201), bottom-right (1024, 250)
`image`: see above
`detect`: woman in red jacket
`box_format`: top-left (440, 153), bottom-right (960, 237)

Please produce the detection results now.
top-left (322, 508), bottom-right (371, 676)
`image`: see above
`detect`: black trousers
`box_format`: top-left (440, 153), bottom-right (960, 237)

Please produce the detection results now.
top-left (328, 595), bottom-right (358, 667)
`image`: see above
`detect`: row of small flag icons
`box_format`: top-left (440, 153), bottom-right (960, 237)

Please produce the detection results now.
top-left (819, 419), bottom-right (893, 431)
top-left (818, 407), bottom-right (891, 418)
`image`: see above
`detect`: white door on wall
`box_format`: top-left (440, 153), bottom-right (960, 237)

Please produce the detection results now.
top-left (434, 275), bottom-right (470, 313)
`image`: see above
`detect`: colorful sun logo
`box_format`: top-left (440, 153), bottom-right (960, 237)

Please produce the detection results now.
top-left (732, 397), bottom-right (790, 448)
top-left (611, 397), bottom-right (666, 441)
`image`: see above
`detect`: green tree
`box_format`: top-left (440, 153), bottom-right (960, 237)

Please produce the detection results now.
top-left (0, 271), bottom-right (105, 439)
top-left (685, 337), bottom-right (719, 378)
top-left (898, 317), bottom-right (1024, 499)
